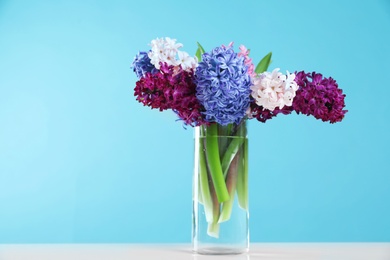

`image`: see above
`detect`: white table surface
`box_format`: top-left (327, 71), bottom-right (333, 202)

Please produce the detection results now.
top-left (0, 243), bottom-right (389, 260)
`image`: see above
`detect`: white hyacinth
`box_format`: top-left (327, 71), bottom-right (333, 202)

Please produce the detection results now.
top-left (177, 50), bottom-right (198, 71)
top-left (148, 37), bottom-right (197, 71)
top-left (251, 68), bottom-right (298, 111)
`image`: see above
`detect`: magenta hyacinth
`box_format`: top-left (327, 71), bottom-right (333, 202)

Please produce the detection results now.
top-left (293, 71), bottom-right (347, 123)
top-left (134, 63), bottom-right (206, 126)
top-left (249, 102), bottom-right (293, 123)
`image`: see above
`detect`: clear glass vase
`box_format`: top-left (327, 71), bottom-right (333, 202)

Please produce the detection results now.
top-left (192, 120), bottom-right (249, 255)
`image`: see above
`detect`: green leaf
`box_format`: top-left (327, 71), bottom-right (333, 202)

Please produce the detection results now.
top-left (195, 49), bottom-right (202, 62)
top-left (195, 42), bottom-right (206, 62)
top-left (197, 42), bottom-right (205, 54)
top-left (255, 52), bottom-right (272, 74)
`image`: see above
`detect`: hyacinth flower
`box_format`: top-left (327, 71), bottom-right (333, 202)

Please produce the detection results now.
top-left (293, 71), bottom-right (347, 123)
top-left (131, 51), bottom-right (158, 79)
top-left (134, 62), bottom-right (206, 125)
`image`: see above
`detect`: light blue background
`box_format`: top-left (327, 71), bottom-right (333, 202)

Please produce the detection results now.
top-left (1, 0), bottom-right (389, 243)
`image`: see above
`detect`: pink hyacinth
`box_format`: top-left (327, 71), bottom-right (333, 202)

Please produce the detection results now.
top-left (238, 45), bottom-right (255, 78)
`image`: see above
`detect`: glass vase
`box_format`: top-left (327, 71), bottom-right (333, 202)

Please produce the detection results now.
top-left (192, 120), bottom-right (249, 255)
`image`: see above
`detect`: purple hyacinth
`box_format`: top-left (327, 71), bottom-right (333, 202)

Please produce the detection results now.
top-left (293, 71), bottom-right (347, 123)
top-left (195, 45), bottom-right (252, 125)
top-left (249, 102), bottom-right (293, 123)
top-left (131, 51), bottom-right (158, 79)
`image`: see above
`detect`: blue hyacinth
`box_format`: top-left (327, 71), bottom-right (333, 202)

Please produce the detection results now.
top-left (131, 51), bottom-right (158, 79)
top-left (195, 46), bottom-right (252, 125)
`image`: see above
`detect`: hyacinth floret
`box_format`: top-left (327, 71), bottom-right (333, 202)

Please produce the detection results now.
top-left (195, 45), bottom-right (252, 125)
top-left (131, 51), bottom-right (158, 79)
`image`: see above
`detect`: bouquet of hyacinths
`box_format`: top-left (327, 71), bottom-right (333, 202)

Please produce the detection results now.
top-left (131, 37), bottom-right (347, 239)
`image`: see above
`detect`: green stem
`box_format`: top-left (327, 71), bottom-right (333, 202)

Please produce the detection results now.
top-left (218, 152), bottom-right (240, 223)
top-left (207, 222), bottom-right (220, 238)
top-left (221, 137), bottom-right (245, 178)
top-left (207, 170), bottom-right (221, 238)
top-left (236, 139), bottom-right (248, 210)
top-left (217, 123), bottom-right (232, 157)
top-left (205, 124), bottom-right (230, 203)
top-left (199, 137), bottom-right (213, 222)
top-left (198, 180), bottom-right (203, 205)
